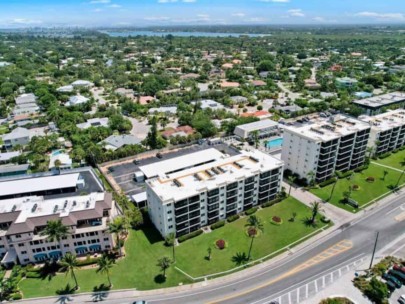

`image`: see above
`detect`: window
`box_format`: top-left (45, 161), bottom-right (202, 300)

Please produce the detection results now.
top-left (168, 225), bottom-right (173, 229)
top-left (18, 243), bottom-right (24, 247)
top-left (24, 258), bottom-right (29, 262)
top-left (64, 244), bottom-right (69, 248)
top-left (167, 210), bottom-right (172, 214)
top-left (104, 237), bottom-right (109, 241)
top-left (21, 251), bottom-right (27, 254)
top-left (15, 234), bottom-right (21, 239)
top-left (168, 218), bottom-right (173, 222)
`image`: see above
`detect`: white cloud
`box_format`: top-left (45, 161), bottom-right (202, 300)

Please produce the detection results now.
top-left (313, 17), bottom-right (325, 22)
top-left (247, 17), bottom-right (267, 23)
top-left (182, 0), bottom-right (197, 2)
top-left (158, 0), bottom-right (177, 2)
top-left (144, 16), bottom-right (171, 21)
top-left (288, 9), bottom-right (305, 17)
top-left (232, 13), bottom-right (246, 17)
top-left (9, 18), bottom-right (42, 25)
top-left (108, 4), bottom-right (122, 8)
top-left (93, 8), bottom-right (103, 12)
top-left (90, 0), bottom-right (110, 3)
top-left (355, 11), bottom-right (405, 20)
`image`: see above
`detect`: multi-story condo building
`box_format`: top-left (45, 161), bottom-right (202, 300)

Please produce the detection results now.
top-left (145, 149), bottom-right (283, 237)
top-left (0, 168), bottom-right (119, 267)
top-left (360, 109), bottom-right (405, 155)
top-left (353, 92), bottom-right (405, 115)
top-left (281, 115), bottom-right (370, 183)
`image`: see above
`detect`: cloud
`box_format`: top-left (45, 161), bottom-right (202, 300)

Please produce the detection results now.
top-left (93, 8), bottom-right (103, 12)
top-left (107, 4), bottom-right (122, 8)
top-left (144, 16), bottom-right (171, 21)
top-left (232, 13), bottom-right (246, 17)
top-left (182, 0), bottom-right (197, 2)
top-left (355, 11), bottom-right (405, 20)
top-left (247, 17), bottom-right (267, 23)
top-left (313, 17), bottom-right (325, 22)
top-left (288, 9), bottom-right (305, 17)
top-left (9, 18), bottom-right (42, 25)
top-left (259, 0), bottom-right (290, 2)
top-left (89, 0), bottom-right (110, 3)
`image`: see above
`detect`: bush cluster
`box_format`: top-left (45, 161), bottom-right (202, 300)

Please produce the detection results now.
top-left (336, 170), bottom-right (353, 179)
top-left (178, 229), bottom-right (203, 243)
top-left (210, 220), bottom-right (226, 230)
top-left (262, 197), bottom-right (283, 208)
top-left (319, 177), bottom-right (337, 188)
top-left (227, 214), bottom-right (240, 223)
top-left (245, 207), bottom-right (258, 215)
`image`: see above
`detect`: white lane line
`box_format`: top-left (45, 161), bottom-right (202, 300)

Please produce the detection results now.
top-left (113, 172), bottom-right (134, 179)
top-left (391, 242), bottom-right (405, 256)
top-left (314, 280), bottom-right (318, 293)
top-left (288, 291), bottom-right (291, 304)
top-left (297, 286), bottom-right (300, 302)
top-left (306, 284), bottom-right (308, 298)
top-left (322, 276), bottom-right (325, 288)
top-left (386, 203), bottom-right (405, 215)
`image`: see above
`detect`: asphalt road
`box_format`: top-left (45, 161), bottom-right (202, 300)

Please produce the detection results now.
top-left (25, 194), bottom-right (405, 304)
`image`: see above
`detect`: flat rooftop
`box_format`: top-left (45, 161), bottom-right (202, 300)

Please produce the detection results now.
top-left (147, 149), bottom-right (283, 203)
top-left (359, 109), bottom-right (405, 132)
top-left (235, 119), bottom-right (278, 132)
top-left (283, 114), bottom-right (370, 142)
top-left (139, 148), bottom-right (224, 179)
top-left (353, 92), bottom-right (405, 108)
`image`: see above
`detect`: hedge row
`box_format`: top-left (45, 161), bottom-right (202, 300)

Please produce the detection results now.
top-left (76, 257), bottom-right (100, 267)
top-left (319, 177), bottom-right (337, 188)
top-left (378, 152), bottom-right (392, 159)
top-left (26, 271), bottom-right (42, 279)
top-left (354, 164), bottom-right (369, 173)
top-left (336, 170), bottom-right (353, 179)
top-left (210, 220), bottom-right (226, 230)
top-left (262, 197), bottom-right (283, 208)
top-left (227, 214), bottom-right (240, 223)
top-left (178, 229), bottom-right (203, 243)
top-left (245, 207), bottom-right (258, 215)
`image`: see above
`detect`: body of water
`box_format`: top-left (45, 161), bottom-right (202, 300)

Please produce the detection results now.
top-left (265, 137), bottom-right (283, 149)
top-left (100, 30), bottom-right (270, 38)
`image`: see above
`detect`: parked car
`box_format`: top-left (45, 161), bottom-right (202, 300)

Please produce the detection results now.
top-left (386, 279), bottom-right (396, 291)
top-left (398, 295), bottom-right (405, 304)
top-left (383, 273), bottom-right (402, 288)
top-left (389, 269), bottom-right (405, 283)
top-left (132, 301), bottom-right (147, 304)
top-left (394, 264), bottom-right (405, 274)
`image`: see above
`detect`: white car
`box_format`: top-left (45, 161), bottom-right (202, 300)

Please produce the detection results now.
top-left (398, 295), bottom-right (405, 304)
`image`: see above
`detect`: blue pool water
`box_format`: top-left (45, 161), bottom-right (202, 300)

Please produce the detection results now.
top-left (265, 138), bottom-right (283, 149)
top-left (51, 150), bottom-right (62, 156)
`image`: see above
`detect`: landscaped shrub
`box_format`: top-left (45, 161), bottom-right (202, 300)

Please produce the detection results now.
top-left (247, 227), bottom-right (257, 237)
top-left (336, 170), bottom-right (353, 179)
top-left (378, 152), bottom-right (392, 159)
top-left (354, 164), bottom-right (369, 172)
top-left (227, 214), bottom-right (240, 223)
top-left (210, 220), bottom-right (226, 230)
top-left (321, 216), bottom-right (331, 223)
top-left (215, 239), bottom-right (226, 250)
top-left (76, 257), bottom-right (100, 267)
top-left (366, 176), bottom-right (375, 183)
top-left (319, 178), bottom-right (337, 188)
top-left (271, 216), bottom-right (283, 225)
top-left (245, 207), bottom-right (258, 215)
top-left (178, 229), bottom-right (203, 243)
top-left (320, 297), bottom-right (354, 304)
top-left (10, 293), bottom-right (22, 301)
top-left (352, 184), bottom-right (360, 191)
top-left (26, 271), bottom-right (42, 279)
top-left (262, 197), bottom-right (283, 208)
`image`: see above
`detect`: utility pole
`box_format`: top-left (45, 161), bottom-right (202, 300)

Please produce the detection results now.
top-left (369, 231), bottom-right (379, 270)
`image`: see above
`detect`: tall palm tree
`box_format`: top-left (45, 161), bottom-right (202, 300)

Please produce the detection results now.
top-left (327, 173), bottom-right (338, 202)
top-left (287, 175), bottom-right (296, 197)
top-left (157, 257), bottom-right (171, 278)
top-left (245, 215), bottom-right (264, 260)
top-left (108, 216), bottom-right (126, 257)
top-left (165, 233), bottom-right (176, 263)
top-left (366, 146), bottom-right (374, 159)
top-left (382, 170), bottom-right (389, 181)
top-left (310, 202), bottom-right (323, 224)
top-left (96, 254), bottom-right (114, 287)
top-left (60, 253), bottom-right (79, 290)
top-left (40, 220), bottom-right (69, 254)
top-left (252, 130), bottom-right (260, 149)
top-left (307, 171), bottom-right (316, 186)
top-left (263, 140), bottom-right (269, 151)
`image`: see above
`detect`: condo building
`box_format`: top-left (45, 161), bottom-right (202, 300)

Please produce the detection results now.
top-left (0, 168), bottom-right (119, 266)
top-left (281, 115), bottom-right (370, 183)
top-left (360, 109), bottom-right (405, 155)
top-left (145, 149), bottom-right (283, 237)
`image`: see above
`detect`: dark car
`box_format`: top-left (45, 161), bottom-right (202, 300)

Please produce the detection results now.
top-left (394, 264), bottom-right (405, 274)
top-left (383, 273), bottom-right (402, 288)
top-left (389, 269), bottom-right (405, 283)
top-left (156, 153), bottom-right (163, 159)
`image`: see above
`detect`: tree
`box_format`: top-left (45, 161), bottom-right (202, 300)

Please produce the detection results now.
top-left (40, 220), bottom-right (69, 253)
top-left (365, 277), bottom-right (389, 304)
top-left (382, 170), bottom-right (389, 181)
top-left (287, 175), bottom-right (296, 197)
top-left (245, 215), bottom-right (264, 260)
top-left (145, 116), bottom-right (166, 149)
top-left (366, 146), bottom-right (374, 159)
top-left (328, 173), bottom-right (338, 202)
top-left (231, 252), bottom-right (248, 266)
top-left (60, 253), bottom-right (79, 290)
top-left (307, 171), bottom-right (316, 186)
top-left (395, 158), bottom-right (405, 188)
top-left (165, 233), bottom-right (176, 263)
top-left (108, 216), bottom-right (126, 257)
top-left (97, 254), bottom-right (114, 287)
top-left (252, 130), bottom-right (260, 149)
top-left (157, 257), bottom-right (171, 278)
top-left (310, 202), bottom-right (323, 224)
top-left (207, 247), bottom-right (212, 261)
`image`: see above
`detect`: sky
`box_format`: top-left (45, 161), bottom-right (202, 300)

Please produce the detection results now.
top-left (0, 0), bottom-right (404, 28)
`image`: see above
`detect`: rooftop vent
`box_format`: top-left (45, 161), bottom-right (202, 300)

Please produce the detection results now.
top-left (249, 156), bottom-right (259, 163)
top-left (212, 167), bottom-right (221, 175)
top-left (173, 179), bottom-right (182, 187)
top-left (217, 166), bottom-right (226, 173)
top-left (63, 201), bottom-right (68, 209)
top-left (11, 205), bottom-right (17, 212)
top-left (233, 161), bottom-right (243, 169)
top-left (53, 205), bottom-right (58, 213)
top-left (194, 173), bottom-right (202, 181)
top-left (72, 201), bottom-right (77, 206)
top-left (31, 204), bottom-right (37, 213)
top-left (85, 201), bottom-right (90, 208)
top-left (205, 170), bottom-right (214, 177)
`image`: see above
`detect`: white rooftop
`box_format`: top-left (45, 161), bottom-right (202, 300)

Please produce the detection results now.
top-left (147, 149), bottom-right (283, 203)
top-left (353, 92), bottom-right (405, 108)
top-left (235, 119), bottom-right (278, 133)
top-left (191, 99), bottom-right (224, 110)
top-left (359, 109), bottom-right (405, 132)
top-left (0, 173), bottom-right (80, 197)
top-left (0, 192), bottom-right (104, 224)
top-left (284, 114), bottom-right (370, 142)
top-left (140, 148), bottom-right (224, 179)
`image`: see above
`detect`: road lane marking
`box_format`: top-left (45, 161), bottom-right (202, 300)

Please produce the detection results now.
top-left (394, 211), bottom-right (405, 221)
top-left (206, 240), bottom-right (353, 304)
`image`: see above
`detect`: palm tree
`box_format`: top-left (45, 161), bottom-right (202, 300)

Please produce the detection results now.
top-left (382, 170), bottom-right (389, 181)
top-left (40, 220), bottom-right (69, 254)
top-left (366, 146), bottom-right (374, 159)
top-left (310, 202), bottom-right (323, 224)
top-left (96, 254), bottom-right (114, 287)
top-left (287, 175), bottom-right (296, 197)
top-left (157, 257), bottom-right (171, 278)
top-left (327, 173), bottom-right (338, 202)
top-left (307, 171), bottom-right (316, 186)
top-left (252, 130), bottom-right (260, 149)
top-left (165, 233), bottom-right (176, 263)
top-left (60, 253), bottom-right (79, 290)
top-left (207, 247), bottom-right (212, 261)
top-left (395, 158), bottom-right (405, 188)
top-left (263, 140), bottom-right (269, 151)
top-left (245, 215), bottom-right (264, 260)
top-left (108, 216), bottom-right (126, 257)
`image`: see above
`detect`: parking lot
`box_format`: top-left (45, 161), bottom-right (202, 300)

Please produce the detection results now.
top-left (105, 143), bottom-right (240, 196)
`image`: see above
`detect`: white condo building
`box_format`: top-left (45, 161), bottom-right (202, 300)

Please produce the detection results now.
top-left (145, 149), bottom-right (284, 237)
top-left (360, 109), bottom-right (405, 155)
top-left (281, 115), bottom-right (370, 183)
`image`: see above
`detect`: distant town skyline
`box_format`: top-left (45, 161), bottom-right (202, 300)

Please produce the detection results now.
top-left (0, 0), bottom-right (404, 28)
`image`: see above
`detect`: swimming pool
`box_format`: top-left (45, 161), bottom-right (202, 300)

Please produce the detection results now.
top-left (51, 150), bottom-right (63, 156)
top-left (265, 138), bottom-right (283, 149)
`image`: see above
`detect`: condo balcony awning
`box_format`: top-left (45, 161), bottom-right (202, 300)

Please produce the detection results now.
top-left (89, 244), bottom-right (101, 251)
top-left (48, 251), bottom-right (62, 258)
top-left (34, 253), bottom-right (48, 260)
top-left (75, 246), bottom-right (88, 253)
top-left (1, 249), bottom-right (17, 265)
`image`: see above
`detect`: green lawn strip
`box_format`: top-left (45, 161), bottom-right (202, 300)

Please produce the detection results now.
top-left (374, 149), bottom-right (405, 170)
top-left (175, 197), bottom-right (327, 278)
top-left (19, 197), bottom-right (326, 298)
top-left (311, 163), bottom-right (405, 213)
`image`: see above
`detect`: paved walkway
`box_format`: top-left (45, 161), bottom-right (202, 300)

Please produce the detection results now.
top-left (371, 161), bottom-right (403, 173)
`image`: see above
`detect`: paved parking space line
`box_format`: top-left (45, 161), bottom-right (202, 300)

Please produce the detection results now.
top-left (113, 172), bottom-right (134, 179)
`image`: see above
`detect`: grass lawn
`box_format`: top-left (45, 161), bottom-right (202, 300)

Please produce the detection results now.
top-left (311, 163), bottom-right (405, 212)
top-left (19, 197), bottom-right (328, 298)
top-left (374, 149), bottom-right (405, 170)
